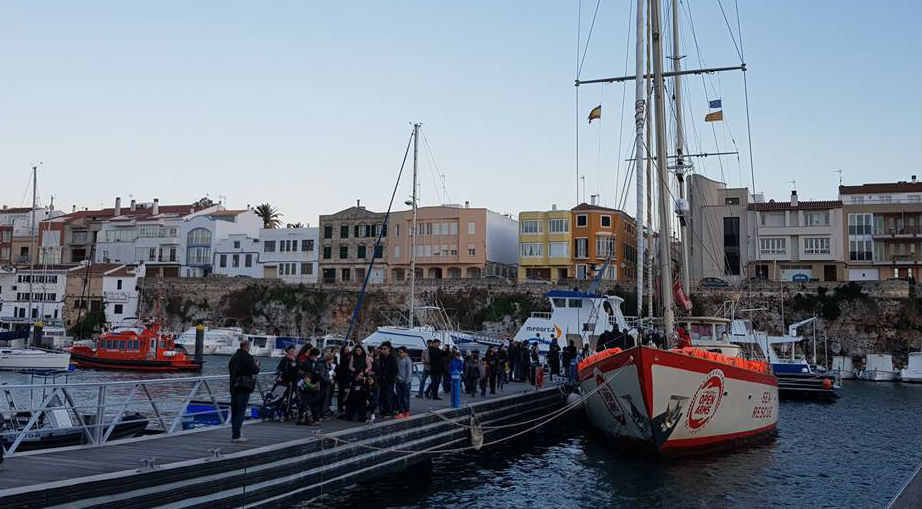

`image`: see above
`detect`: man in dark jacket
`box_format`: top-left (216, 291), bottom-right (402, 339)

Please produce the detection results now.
top-left (228, 339), bottom-right (260, 442)
top-left (375, 342), bottom-right (398, 416)
top-left (426, 340), bottom-right (444, 400)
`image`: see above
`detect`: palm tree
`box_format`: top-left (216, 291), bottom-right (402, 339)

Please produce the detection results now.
top-left (254, 203), bottom-right (283, 229)
top-left (286, 222), bottom-right (305, 229)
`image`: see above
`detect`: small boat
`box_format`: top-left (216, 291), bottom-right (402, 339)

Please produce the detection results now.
top-left (175, 326), bottom-right (243, 355)
top-left (1, 409), bottom-right (148, 452)
top-left (900, 352), bottom-right (922, 383)
top-left (830, 355), bottom-right (856, 380)
top-left (0, 348), bottom-right (71, 371)
top-left (856, 353), bottom-right (899, 381)
top-left (68, 321), bottom-right (202, 372)
top-left (214, 334), bottom-right (273, 356)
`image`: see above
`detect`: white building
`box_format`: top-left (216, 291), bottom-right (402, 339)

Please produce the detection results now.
top-left (180, 209), bottom-right (263, 277)
top-left (102, 264), bottom-right (144, 326)
top-left (0, 264), bottom-right (76, 324)
top-left (259, 227), bottom-right (319, 283)
top-left (212, 234), bottom-right (262, 278)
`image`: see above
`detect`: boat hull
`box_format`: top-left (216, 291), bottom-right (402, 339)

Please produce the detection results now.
top-left (857, 369), bottom-right (899, 381)
top-left (0, 349), bottom-right (72, 371)
top-left (578, 346), bottom-right (778, 456)
top-left (69, 351), bottom-right (202, 372)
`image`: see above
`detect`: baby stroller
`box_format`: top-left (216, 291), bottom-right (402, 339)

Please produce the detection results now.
top-left (258, 380), bottom-right (298, 421)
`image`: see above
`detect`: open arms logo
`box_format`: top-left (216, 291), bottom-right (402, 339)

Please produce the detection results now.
top-left (686, 369), bottom-right (725, 430)
top-left (594, 370), bottom-right (626, 426)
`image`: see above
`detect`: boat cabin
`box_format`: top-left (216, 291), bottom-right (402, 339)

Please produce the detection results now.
top-left (677, 317), bottom-right (742, 358)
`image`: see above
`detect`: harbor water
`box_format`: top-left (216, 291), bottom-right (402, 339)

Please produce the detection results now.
top-left (309, 381), bottom-right (920, 509)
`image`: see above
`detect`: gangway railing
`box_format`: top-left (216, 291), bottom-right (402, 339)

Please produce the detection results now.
top-left (0, 372), bottom-right (275, 456)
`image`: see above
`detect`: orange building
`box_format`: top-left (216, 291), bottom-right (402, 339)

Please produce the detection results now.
top-left (571, 202), bottom-right (638, 282)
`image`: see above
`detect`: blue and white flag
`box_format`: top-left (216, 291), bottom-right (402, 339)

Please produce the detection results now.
top-left (709, 99), bottom-right (722, 109)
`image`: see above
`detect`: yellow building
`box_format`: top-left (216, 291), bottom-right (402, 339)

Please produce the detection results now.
top-left (517, 207), bottom-right (573, 283)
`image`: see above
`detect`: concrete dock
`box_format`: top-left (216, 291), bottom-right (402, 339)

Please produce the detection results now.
top-left (0, 382), bottom-right (568, 509)
top-left (888, 463), bottom-right (922, 509)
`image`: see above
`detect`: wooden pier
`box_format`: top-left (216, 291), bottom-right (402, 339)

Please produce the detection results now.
top-left (0, 382), bottom-right (568, 509)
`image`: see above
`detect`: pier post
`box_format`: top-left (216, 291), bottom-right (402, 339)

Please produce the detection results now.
top-left (451, 370), bottom-right (461, 408)
top-left (32, 321), bottom-right (43, 349)
top-left (194, 325), bottom-right (205, 363)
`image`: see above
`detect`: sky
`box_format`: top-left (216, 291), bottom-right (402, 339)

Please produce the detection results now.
top-left (1, 0), bottom-right (920, 225)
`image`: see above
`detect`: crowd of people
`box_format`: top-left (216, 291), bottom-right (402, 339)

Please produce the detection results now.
top-left (227, 334), bottom-right (601, 441)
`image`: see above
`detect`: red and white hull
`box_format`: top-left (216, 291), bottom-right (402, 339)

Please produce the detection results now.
top-left (578, 346), bottom-right (778, 455)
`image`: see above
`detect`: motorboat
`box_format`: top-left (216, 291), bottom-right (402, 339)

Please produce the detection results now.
top-left (856, 354), bottom-right (899, 381)
top-left (0, 348), bottom-right (72, 371)
top-left (175, 326), bottom-right (243, 355)
top-left (69, 320), bottom-right (202, 372)
top-left (214, 334), bottom-right (273, 356)
top-left (830, 355), bottom-right (856, 380)
top-left (899, 352), bottom-right (922, 383)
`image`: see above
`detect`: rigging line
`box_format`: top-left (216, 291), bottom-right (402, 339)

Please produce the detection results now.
top-left (715, 0), bottom-right (743, 63)
top-left (733, 0), bottom-right (746, 61)
top-left (612, 0), bottom-right (635, 209)
top-left (576, 0), bottom-right (603, 79)
top-left (422, 132), bottom-right (446, 204)
top-left (575, 0), bottom-right (582, 207)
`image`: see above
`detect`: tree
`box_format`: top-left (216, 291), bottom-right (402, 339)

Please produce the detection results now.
top-left (193, 196), bottom-right (215, 208)
top-left (255, 203), bottom-right (283, 229)
top-left (286, 222), bottom-right (305, 228)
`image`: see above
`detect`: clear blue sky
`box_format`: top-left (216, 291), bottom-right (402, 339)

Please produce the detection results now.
top-left (1, 1), bottom-right (919, 224)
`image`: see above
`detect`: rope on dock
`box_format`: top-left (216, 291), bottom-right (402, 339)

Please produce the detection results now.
top-left (314, 378), bottom-right (615, 455)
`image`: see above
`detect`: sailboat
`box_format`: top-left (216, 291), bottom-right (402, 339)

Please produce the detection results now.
top-left (576, 0), bottom-right (778, 455)
top-left (1, 166), bottom-right (71, 371)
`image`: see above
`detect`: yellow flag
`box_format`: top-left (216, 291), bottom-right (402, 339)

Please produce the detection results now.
top-left (705, 110), bottom-right (724, 122)
top-left (588, 105), bottom-right (602, 123)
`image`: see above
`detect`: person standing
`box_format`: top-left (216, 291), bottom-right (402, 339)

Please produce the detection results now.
top-left (395, 346), bottom-right (412, 418)
top-left (228, 339), bottom-right (260, 442)
top-left (416, 339), bottom-right (432, 399)
top-left (376, 342), bottom-right (398, 417)
top-left (547, 342), bottom-right (561, 381)
top-left (529, 342), bottom-right (539, 385)
top-left (426, 340), bottom-right (444, 400)
top-left (484, 346), bottom-right (498, 395)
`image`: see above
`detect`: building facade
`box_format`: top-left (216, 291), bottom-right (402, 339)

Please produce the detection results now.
top-left (0, 206), bottom-right (64, 265)
top-left (517, 206), bottom-right (572, 283)
top-left (212, 234), bottom-right (262, 278)
top-left (318, 201), bottom-right (388, 285)
top-left (99, 265), bottom-right (143, 326)
top-left (389, 204), bottom-right (518, 281)
top-left (687, 174), bottom-right (753, 283)
top-left (570, 202), bottom-right (637, 282)
top-left (748, 191), bottom-right (845, 282)
top-left (0, 264), bottom-right (77, 324)
top-left (258, 227), bottom-right (319, 283)
top-left (179, 209), bottom-right (262, 277)
top-left (839, 179), bottom-right (922, 281)
top-left (0, 225), bottom-right (11, 265)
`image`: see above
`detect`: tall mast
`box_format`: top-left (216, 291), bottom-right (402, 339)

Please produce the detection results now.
top-left (28, 165), bottom-right (38, 345)
top-left (671, 0), bottom-right (691, 294)
top-left (651, 0), bottom-right (675, 335)
top-left (408, 123), bottom-right (420, 328)
top-left (645, 0), bottom-right (654, 320)
top-left (633, 0), bottom-right (646, 320)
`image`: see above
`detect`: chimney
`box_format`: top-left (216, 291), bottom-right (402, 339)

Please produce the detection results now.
top-left (552, 204), bottom-right (557, 211)
top-left (71, 205), bottom-right (76, 213)
top-left (152, 198), bottom-right (159, 215)
top-left (590, 194), bottom-right (599, 206)
top-left (130, 199), bottom-right (137, 211)
top-left (913, 175), bottom-right (918, 183)
top-left (115, 197), bottom-right (122, 215)
top-left (790, 190), bottom-right (798, 207)
top-left (356, 199), bottom-right (362, 209)
top-left (465, 200), bottom-right (470, 208)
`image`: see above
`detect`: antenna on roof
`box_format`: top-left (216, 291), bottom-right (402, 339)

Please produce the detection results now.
top-left (787, 179), bottom-right (796, 191)
top-left (833, 169), bottom-right (843, 186)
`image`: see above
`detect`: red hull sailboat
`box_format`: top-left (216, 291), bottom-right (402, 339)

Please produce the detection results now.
top-left (69, 320), bottom-right (202, 372)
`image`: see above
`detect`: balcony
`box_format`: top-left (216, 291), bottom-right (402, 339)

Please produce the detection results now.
top-left (872, 254), bottom-right (922, 265)
top-left (872, 225), bottom-right (922, 239)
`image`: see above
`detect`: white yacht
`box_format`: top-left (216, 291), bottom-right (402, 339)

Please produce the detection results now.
top-left (175, 326), bottom-right (243, 355)
top-left (857, 353), bottom-right (899, 381)
top-left (900, 352), bottom-right (922, 383)
top-left (830, 355), bottom-right (856, 380)
top-left (0, 348), bottom-right (71, 371)
top-left (214, 334), bottom-right (273, 357)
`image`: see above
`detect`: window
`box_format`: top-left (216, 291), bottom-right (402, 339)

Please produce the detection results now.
top-left (549, 242), bottom-right (568, 258)
top-left (187, 246), bottom-right (210, 265)
top-left (245, 254), bottom-right (253, 267)
top-left (116, 279), bottom-right (123, 290)
top-left (339, 246), bottom-right (349, 259)
top-left (114, 304), bottom-right (123, 315)
top-left (761, 212), bottom-right (785, 227)
top-left (849, 240), bottom-right (873, 261)
top-left (232, 254), bottom-right (240, 267)
top-left (323, 225), bottom-right (333, 239)
top-left (759, 238), bottom-right (786, 255)
top-left (575, 238), bottom-right (588, 258)
top-left (341, 268), bottom-right (351, 281)
top-left (804, 211), bottom-right (830, 226)
top-left (848, 213), bottom-right (874, 235)
top-left (264, 240), bottom-right (276, 252)
top-left (302, 239), bottom-right (313, 251)
top-left (803, 237), bottom-right (831, 254)
top-left (450, 223), bottom-right (458, 235)
top-left (468, 244), bottom-right (476, 256)
top-left (850, 196), bottom-right (865, 204)
top-left (394, 245), bottom-right (401, 258)
top-left (548, 219), bottom-right (569, 234)
top-left (374, 245), bottom-right (383, 258)
top-left (465, 221), bottom-right (475, 235)
top-left (357, 245), bottom-right (367, 259)
top-left (220, 254), bottom-right (227, 267)
top-left (521, 220), bottom-right (542, 234)
top-left (301, 263), bottom-right (312, 275)
top-left (725, 197), bottom-right (740, 205)
top-left (340, 225), bottom-right (349, 238)
top-left (600, 215), bottom-right (612, 228)
top-left (880, 195), bottom-right (892, 203)
top-left (595, 237), bottom-right (613, 257)
top-left (233, 241), bottom-right (240, 249)
top-left (520, 243), bottom-right (543, 257)
top-left (576, 264), bottom-right (587, 279)
top-left (322, 246), bottom-right (331, 259)
top-left (576, 215), bottom-right (588, 227)
top-left (723, 217), bottom-right (741, 276)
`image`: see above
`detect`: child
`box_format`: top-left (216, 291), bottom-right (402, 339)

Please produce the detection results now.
top-left (344, 372), bottom-right (369, 422)
top-left (296, 372), bottom-right (322, 426)
top-left (465, 351), bottom-right (481, 397)
top-left (365, 374), bottom-right (379, 423)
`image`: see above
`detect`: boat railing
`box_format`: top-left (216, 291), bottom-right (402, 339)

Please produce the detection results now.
top-left (530, 312), bottom-right (552, 319)
top-left (0, 372), bottom-right (276, 456)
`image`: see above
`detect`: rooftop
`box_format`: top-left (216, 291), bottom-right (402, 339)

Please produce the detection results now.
top-left (839, 181), bottom-right (922, 195)
top-left (748, 200), bottom-right (842, 211)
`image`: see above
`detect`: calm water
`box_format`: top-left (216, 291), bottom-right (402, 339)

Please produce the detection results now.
top-left (308, 381), bottom-right (921, 509)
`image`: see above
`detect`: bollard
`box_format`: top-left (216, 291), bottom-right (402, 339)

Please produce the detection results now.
top-left (32, 321), bottom-right (44, 349)
top-left (194, 325), bottom-right (205, 363)
top-left (451, 369), bottom-right (462, 408)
